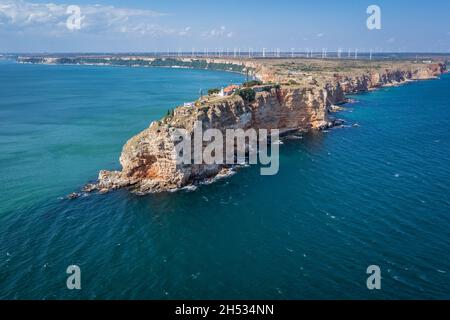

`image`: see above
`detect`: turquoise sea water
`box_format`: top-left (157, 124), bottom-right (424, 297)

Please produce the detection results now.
top-left (0, 60), bottom-right (449, 299)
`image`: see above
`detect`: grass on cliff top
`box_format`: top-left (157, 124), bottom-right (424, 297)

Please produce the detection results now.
top-left (269, 58), bottom-right (430, 74)
top-left (274, 61), bottom-right (385, 73)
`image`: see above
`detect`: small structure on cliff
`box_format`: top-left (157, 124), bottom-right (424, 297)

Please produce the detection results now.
top-left (219, 84), bottom-right (240, 97)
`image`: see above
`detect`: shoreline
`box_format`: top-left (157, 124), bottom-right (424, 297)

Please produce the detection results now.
top-left (40, 56), bottom-right (446, 196)
top-left (16, 60), bottom-right (250, 77)
top-left (15, 56), bottom-right (254, 77)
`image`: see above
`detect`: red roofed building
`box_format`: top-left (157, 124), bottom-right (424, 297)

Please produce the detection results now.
top-left (219, 84), bottom-right (240, 96)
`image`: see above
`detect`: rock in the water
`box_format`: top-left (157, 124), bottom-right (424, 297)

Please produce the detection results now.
top-left (67, 192), bottom-right (80, 200)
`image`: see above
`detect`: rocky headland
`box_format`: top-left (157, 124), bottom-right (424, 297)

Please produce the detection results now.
top-left (72, 57), bottom-right (447, 195)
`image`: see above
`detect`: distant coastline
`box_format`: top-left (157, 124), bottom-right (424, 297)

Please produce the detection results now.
top-left (15, 55), bottom-right (251, 75)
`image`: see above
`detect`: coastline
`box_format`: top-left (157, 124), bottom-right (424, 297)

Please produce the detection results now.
top-left (17, 60), bottom-right (250, 77)
top-left (15, 56), bottom-right (253, 76)
top-left (29, 55), bottom-right (445, 196)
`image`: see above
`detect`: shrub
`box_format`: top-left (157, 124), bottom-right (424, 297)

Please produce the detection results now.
top-left (165, 108), bottom-right (175, 118)
top-left (237, 88), bottom-right (256, 102)
top-left (243, 80), bottom-right (263, 87)
top-left (208, 88), bottom-right (220, 95)
top-left (267, 83), bottom-right (281, 90)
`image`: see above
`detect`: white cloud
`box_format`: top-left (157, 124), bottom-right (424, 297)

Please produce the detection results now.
top-left (202, 25), bottom-right (234, 38)
top-left (316, 33), bottom-right (324, 37)
top-left (0, 0), bottom-right (187, 37)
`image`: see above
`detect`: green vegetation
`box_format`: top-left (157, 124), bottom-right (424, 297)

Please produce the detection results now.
top-left (20, 57), bottom-right (46, 64)
top-left (275, 63), bottom-right (324, 72)
top-left (165, 108), bottom-right (175, 119)
top-left (263, 83), bottom-right (281, 92)
top-left (208, 88), bottom-right (220, 95)
top-left (243, 80), bottom-right (263, 87)
top-left (149, 59), bottom-right (246, 72)
top-left (274, 61), bottom-right (385, 73)
top-left (236, 88), bottom-right (256, 102)
top-left (18, 57), bottom-right (249, 73)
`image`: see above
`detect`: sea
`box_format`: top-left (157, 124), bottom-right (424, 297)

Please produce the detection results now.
top-left (0, 59), bottom-right (449, 299)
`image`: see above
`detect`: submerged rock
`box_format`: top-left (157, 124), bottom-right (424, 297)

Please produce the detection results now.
top-left (332, 119), bottom-right (345, 126)
top-left (329, 105), bottom-right (346, 112)
top-left (67, 192), bottom-right (80, 200)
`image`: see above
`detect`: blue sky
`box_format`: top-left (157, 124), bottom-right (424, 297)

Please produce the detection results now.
top-left (0, 0), bottom-right (449, 53)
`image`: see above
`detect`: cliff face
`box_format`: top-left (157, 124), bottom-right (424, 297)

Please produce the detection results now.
top-left (87, 61), bottom-right (446, 194)
top-left (251, 87), bottom-right (329, 130)
top-left (334, 66), bottom-right (444, 94)
top-left (89, 86), bottom-right (329, 194)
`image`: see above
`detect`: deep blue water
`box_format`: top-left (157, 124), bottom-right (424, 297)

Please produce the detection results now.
top-left (0, 60), bottom-right (449, 299)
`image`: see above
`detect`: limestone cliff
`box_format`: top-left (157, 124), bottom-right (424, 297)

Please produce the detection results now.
top-left (86, 60), bottom-right (446, 194)
top-left (87, 86), bottom-right (330, 194)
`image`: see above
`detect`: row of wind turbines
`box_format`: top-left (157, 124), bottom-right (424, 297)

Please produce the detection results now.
top-left (155, 48), bottom-right (379, 60)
